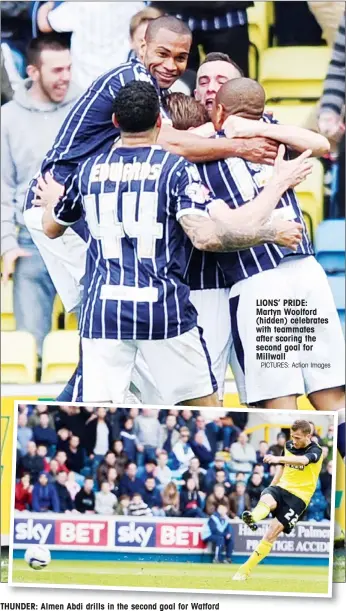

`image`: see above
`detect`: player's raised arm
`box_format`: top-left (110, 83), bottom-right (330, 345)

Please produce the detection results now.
top-left (159, 123), bottom-right (279, 165)
top-left (264, 454), bottom-right (310, 467)
top-left (223, 115), bottom-right (330, 157)
top-left (179, 146), bottom-right (312, 252)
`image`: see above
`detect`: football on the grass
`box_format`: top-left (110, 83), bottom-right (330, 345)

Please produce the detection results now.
top-left (24, 545), bottom-right (51, 570)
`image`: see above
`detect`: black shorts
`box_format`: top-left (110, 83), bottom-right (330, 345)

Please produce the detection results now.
top-left (261, 486), bottom-right (307, 534)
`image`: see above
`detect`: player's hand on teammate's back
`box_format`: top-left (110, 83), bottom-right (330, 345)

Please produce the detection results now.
top-left (273, 144), bottom-right (313, 190)
top-left (32, 172), bottom-right (65, 208)
top-left (235, 137), bottom-right (279, 166)
top-left (271, 219), bottom-right (303, 252)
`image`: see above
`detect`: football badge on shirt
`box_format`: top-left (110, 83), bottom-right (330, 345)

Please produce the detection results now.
top-left (185, 182), bottom-right (211, 204)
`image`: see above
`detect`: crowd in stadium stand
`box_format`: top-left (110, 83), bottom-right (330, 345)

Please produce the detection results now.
top-left (15, 405), bottom-right (333, 522)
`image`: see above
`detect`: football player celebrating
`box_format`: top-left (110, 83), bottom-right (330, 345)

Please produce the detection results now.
top-left (41, 81), bottom-right (310, 406)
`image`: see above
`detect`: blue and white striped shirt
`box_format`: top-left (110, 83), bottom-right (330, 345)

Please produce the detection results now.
top-left (53, 145), bottom-right (214, 340)
top-left (177, 9), bottom-right (247, 32)
top-left (200, 135), bottom-right (314, 286)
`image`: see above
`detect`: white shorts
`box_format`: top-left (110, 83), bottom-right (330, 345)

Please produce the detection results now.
top-left (82, 326), bottom-right (216, 404)
top-left (229, 256), bottom-right (345, 404)
top-left (24, 207), bottom-right (86, 313)
top-left (190, 288), bottom-right (232, 400)
top-left (132, 288), bottom-right (231, 402)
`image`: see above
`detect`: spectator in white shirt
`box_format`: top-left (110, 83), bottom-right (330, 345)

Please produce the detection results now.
top-left (154, 450), bottom-right (173, 487)
top-left (229, 432), bottom-right (256, 474)
top-left (195, 416), bottom-right (212, 451)
top-left (172, 427), bottom-right (195, 475)
top-left (95, 481), bottom-right (118, 515)
top-left (86, 408), bottom-right (111, 458)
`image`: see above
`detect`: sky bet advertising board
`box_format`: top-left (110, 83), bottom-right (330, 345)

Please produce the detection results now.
top-left (13, 515), bottom-right (330, 558)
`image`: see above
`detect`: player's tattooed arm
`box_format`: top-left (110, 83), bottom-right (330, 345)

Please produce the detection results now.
top-left (180, 207), bottom-right (303, 252)
top-left (179, 212), bottom-right (280, 252)
top-left (180, 145), bottom-right (315, 252)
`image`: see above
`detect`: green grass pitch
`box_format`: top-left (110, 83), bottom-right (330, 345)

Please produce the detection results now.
top-left (12, 559), bottom-right (330, 594)
top-left (333, 548), bottom-right (346, 583)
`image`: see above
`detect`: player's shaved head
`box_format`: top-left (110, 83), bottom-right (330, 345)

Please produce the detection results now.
top-left (211, 77), bottom-right (266, 131)
top-left (145, 15), bottom-right (192, 43)
top-left (216, 78), bottom-right (265, 119)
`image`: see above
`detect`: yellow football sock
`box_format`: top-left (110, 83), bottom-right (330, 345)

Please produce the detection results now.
top-left (251, 500), bottom-right (271, 522)
top-left (240, 540), bottom-right (273, 574)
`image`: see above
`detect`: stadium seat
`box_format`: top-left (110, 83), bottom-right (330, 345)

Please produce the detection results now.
top-left (247, 1), bottom-right (273, 78)
top-left (41, 330), bottom-right (79, 383)
top-left (1, 331), bottom-right (37, 383)
top-left (295, 159), bottom-right (324, 241)
top-left (1, 280), bottom-right (16, 330)
top-left (259, 46), bottom-right (331, 102)
top-left (64, 311), bottom-right (78, 330)
top-left (264, 103), bottom-right (315, 128)
top-left (315, 220), bottom-right (345, 274)
top-left (52, 295), bottom-right (78, 330)
top-left (327, 275), bottom-right (345, 328)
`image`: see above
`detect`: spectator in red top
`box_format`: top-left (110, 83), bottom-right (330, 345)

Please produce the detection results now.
top-left (15, 472), bottom-right (33, 511)
top-left (55, 450), bottom-right (69, 474)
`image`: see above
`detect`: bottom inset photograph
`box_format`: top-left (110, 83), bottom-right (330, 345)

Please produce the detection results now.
top-left (9, 403), bottom-right (337, 597)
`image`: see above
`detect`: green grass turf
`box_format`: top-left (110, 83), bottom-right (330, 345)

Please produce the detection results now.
top-left (1, 548), bottom-right (9, 583)
top-left (333, 548), bottom-right (346, 583)
top-left (12, 559), bottom-right (330, 594)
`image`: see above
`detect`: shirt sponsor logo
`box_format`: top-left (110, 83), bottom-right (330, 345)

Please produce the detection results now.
top-left (55, 520), bottom-right (108, 546)
top-left (115, 521), bottom-right (156, 547)
top-left (157, 522), bottom-right (206, 549)
top-left (287, 464), bottom-right (305, 470)
top-left (14, 519), bottom-right (55, 545)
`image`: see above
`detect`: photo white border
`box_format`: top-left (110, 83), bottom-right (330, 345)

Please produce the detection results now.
top-left (8, 401), bottom-right (338, 599)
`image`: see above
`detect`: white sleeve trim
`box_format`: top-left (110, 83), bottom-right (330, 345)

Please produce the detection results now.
top-left (176, 208), bottom-right (209, 221)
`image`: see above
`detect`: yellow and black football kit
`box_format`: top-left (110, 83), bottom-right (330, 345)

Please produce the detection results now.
top-left (262, 440), bottom-right (323, 533)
